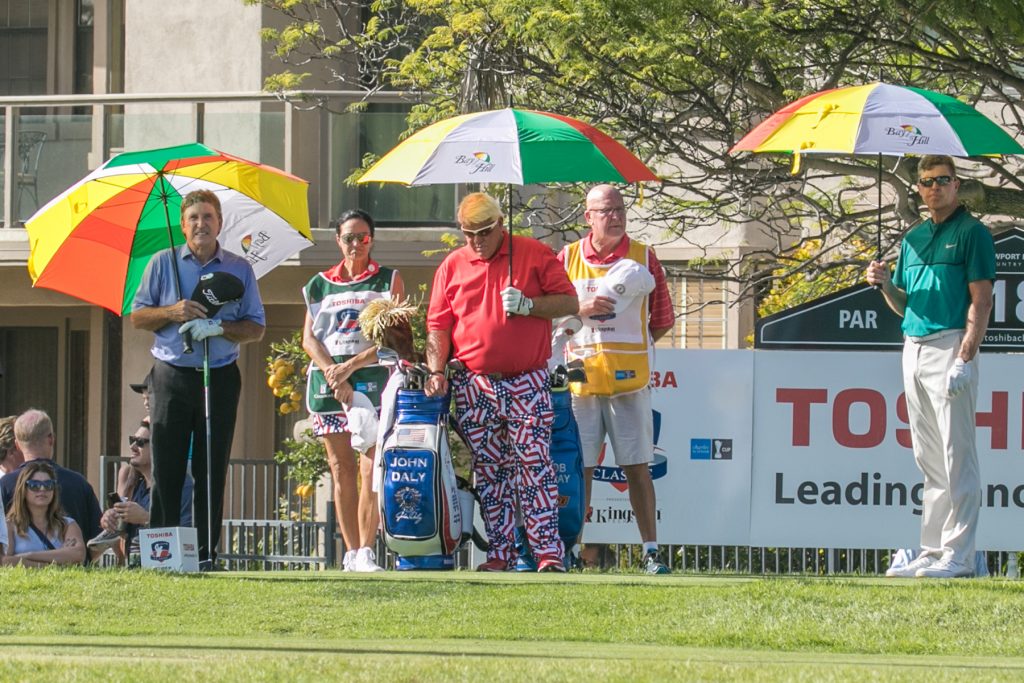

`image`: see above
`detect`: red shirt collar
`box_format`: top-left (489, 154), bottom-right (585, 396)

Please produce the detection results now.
top-left (323, 259), bottom-right (380, 283)
top-left (582, 233), bottom-right (630, 264)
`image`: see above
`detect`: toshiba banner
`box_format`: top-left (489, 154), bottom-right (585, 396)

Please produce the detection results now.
top-left (750, 350), bottom-right (1024, 550)
top-left (584, 349), bottom-right (1024, 549)
top-left (583, 350), bottom-right (754, 545)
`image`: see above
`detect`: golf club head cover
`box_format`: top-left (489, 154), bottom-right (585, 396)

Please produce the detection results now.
top-left (182, 271), bottom-right (245, 353)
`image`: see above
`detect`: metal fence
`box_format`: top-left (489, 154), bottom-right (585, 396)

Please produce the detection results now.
top-left (98, 456), bottom-right (1020, 576)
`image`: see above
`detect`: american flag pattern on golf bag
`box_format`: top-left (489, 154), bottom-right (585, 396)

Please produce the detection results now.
top-left (451, 367), bottom-right (563, 565)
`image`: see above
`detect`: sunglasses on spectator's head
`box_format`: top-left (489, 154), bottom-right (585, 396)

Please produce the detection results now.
top-left (339, 232), bottom-right (371, 246)
top-left (26, 479), bottom-right (56, 492)
top-left (918, 175), bottom-right (955, 188)
top-left (460, 219), bottom-right (499, 239)
top-left (129, 436), bottom-right (151, 448)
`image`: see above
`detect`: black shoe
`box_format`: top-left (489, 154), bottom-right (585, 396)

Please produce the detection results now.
top-left (199, 560), bottom-right (226, 572)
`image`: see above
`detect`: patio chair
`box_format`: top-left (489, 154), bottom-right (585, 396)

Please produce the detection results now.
top-left (17, 130), bottom-right (47, 214)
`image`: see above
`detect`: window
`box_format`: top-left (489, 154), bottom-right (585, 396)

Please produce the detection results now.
top-left (0, 0), bottom-right (48, 96)
top-left (663, 270), bottom-right (729, 349)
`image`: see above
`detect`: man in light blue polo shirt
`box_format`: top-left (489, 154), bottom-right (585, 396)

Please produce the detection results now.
top-left (867, 155), bottom-right (995, 579)
top-left (132, 189), bottom-right (265, 570)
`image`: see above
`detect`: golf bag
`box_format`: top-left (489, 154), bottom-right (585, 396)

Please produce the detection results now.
top-left (515, 385), bottom-right (586, 570)
top-left (377, 388), bottom-right (467, 570)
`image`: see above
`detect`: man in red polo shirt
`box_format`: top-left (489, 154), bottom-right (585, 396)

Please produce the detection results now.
top-left (425, 192), bottom-right (579, 572)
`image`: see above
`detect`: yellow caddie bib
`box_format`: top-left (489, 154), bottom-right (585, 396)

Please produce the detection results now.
top-left (563, 239), bottom-right (651, 396)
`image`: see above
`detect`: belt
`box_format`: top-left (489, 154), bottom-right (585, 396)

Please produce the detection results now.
top-left (906, 328), bottom-right (963, 343)
top-left (163, 359), bottom-right (237, 372)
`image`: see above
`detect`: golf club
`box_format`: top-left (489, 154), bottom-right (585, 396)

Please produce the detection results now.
top-left (187, 271), bottom-right (244, 567)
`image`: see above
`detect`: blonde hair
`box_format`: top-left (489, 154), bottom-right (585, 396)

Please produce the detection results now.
top-left (0, 415), bottom-right (15, 454)
top-left (457, 192), bottom-right (503, 227)
top-left (14, 409), bottom-right (52, 446)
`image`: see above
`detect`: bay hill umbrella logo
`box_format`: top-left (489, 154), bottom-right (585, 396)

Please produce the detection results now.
top-left (454, 151), bottom-right (495, 175)
top-left (886, 123), bottom-right (930, 148)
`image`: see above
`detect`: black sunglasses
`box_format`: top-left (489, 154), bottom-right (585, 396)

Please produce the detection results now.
top-left (339, 232), bottom-right (371, 246)
top-left (129, 436), bottom-right (151, 448)
top-left (918, 175), bottom-right (955, 188)
top-left (26, 479), bottom-right (56, 492)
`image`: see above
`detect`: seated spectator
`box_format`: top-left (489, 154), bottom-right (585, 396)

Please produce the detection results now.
top-left (88, 419), bottom-right (193, 564)
top-left (0, 410), bottom-right (102, 546)
top-left (0, 415), bottom-right (24, 476)
top-left (3, 460), bottom-right (86, 567)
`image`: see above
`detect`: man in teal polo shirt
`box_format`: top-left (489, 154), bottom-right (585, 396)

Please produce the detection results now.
top-left (867, 155), bottom-right (995, 579)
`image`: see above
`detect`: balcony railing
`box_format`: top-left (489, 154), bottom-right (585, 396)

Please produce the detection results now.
top-left (0, 90), bottom-right (456, 229)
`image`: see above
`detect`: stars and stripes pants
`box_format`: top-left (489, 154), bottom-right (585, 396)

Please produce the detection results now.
top-left (451, 367), bottom-right (563, 565)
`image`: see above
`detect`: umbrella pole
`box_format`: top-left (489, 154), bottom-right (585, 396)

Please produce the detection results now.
top-left (507, 187), bottom-right (513, 288)
top-left (876, 153), bottom-right (883, 261)
top-left (203, 337), bottom-right (215, 569)
top-left (159, 174), bottom-right (193, 353)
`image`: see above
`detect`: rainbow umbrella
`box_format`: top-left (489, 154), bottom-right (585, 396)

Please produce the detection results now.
top-left (731, 82), bottom-right (1024, 161)
top-left (731, 82), bottom-right (1024, 256)
top-left (25, 143), bottom-right (313, 315)
top-left (358, 108), bottom-right (658, 185)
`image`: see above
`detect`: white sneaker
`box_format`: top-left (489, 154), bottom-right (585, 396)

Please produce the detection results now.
top-left (885, 552), bottom-right (937, 577)
top-left (916, 556), bottom-right (974, 578)
top-left (341, 549), bottom-right (357, 572)
top-left (352, 546), bottom-right (385, 572)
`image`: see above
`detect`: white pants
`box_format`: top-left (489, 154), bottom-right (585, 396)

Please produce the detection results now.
top-left (902, 332), bottom-right (980, 565)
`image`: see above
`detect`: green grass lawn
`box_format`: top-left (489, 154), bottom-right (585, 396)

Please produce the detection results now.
top-left (3, 568), bottom-right (1024, 681)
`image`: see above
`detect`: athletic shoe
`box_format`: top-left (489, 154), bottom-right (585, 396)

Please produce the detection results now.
top-left (86, 529), bottom-right (121, 551)
top-left (915, 556), bottom-right (974, 579)
top-left (885, 552), bottom-right (937, 577)
top-left (476, 558), bottom-right (511, 572)
top-left (515, 556), bottom-right (538, 572)
top-left (537, 557), bottom-right (567, 573)
top-left (352, 546), bottom-right (385, 572)
top-left (643, 550), bottom-right (671, 575)
top-left (341, 549), bottom-right (358, 572)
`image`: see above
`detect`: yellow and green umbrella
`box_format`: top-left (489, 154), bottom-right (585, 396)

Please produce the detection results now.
top-left (26, 143), bottom-right (313, 315)
top-left (731, 82), bottom-right (1024, 257)
top-left (731, 81), bottom-right (1024, 163)
top-left (358, 108), bottom-right (658, 185)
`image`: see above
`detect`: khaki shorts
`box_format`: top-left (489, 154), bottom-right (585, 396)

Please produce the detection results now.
top-left (573, 388), bottom-right (654, 468)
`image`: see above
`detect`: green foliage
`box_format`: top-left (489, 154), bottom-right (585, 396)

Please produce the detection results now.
top-left (254, 0), bottom-right (1024, 306)
top-left (758, 237), bottom-right (870, 318)
top-left (273, 429), bottom-right (328, 489)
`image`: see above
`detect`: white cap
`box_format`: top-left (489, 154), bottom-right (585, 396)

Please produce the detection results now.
top-left (594, 258), bottom-right (655, 312)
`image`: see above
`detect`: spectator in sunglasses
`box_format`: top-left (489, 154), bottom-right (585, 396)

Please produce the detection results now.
top-left (3, 460), bottom-right (86, 567)
top-left (0, 409), bottom-right (102, 555)
top-left (89, 420), bottom-right (193, 565)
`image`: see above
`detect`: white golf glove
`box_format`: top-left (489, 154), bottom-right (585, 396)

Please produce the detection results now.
top-left (946, 358), bottom-right (973, 398)
top-left (178, 319), bottom-right (224, 342)
top-left (501, 286), bottom-right (534, 316)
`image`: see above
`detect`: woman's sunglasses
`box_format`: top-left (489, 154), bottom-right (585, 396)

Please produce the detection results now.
top-left (339, 232), bottom-right (372, 246)
top-left (26, 479), bottom-right (56, 492)
top-left (129, 436), bottom-right (151, 448)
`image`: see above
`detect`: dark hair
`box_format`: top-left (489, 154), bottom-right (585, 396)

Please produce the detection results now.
top-left (180, 189), bottom-right (223, 223)
top-left (334, 209), bottom-right (375, 237)
top-left (917, 155), bottom-right (957, 178)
